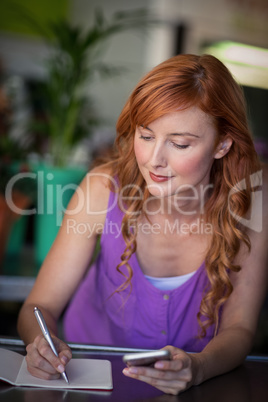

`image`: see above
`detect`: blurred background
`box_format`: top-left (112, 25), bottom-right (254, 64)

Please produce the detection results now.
top-left (0, 0), bottom-right (267, 351)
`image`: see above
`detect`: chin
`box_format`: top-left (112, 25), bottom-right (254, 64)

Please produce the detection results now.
top-left (146, 184), bottom-right (175, 199)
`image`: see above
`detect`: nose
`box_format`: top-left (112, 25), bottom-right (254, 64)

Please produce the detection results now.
top-left (150, 142), bottom-right (168, 169)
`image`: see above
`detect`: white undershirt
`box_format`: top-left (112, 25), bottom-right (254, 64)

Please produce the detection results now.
top-left (144, 271), bottom-right (197, 291)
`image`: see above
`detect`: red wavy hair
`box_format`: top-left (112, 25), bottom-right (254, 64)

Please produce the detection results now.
top-left (102, 54), bottom-right (260, 337)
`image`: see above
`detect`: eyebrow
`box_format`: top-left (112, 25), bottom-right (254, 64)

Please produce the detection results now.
top-left (170, 132), bottom-right (200, 138)
top-left (142, 126), bottom-right (200, 138)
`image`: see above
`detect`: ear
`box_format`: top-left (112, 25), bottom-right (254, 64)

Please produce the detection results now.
top-left (214, 137), bottom-right (233, 159)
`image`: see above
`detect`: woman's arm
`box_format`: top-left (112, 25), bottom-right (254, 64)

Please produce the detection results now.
top-left (17, 166), bottom-right (112, 379)
top-left (194, 164), bottom-right (268, 384)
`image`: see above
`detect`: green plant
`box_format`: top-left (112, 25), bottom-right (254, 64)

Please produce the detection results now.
top-left (31, 8), bottom-right (151, 167)
top-left (0, 71), bottom-right (36, 201)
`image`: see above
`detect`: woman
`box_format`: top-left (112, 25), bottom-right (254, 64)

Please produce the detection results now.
top-left (17, 54), bottom-right (268, 395)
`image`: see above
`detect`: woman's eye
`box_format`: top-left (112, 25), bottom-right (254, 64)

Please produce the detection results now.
top-left (173, 143), bottom-right (189, 149)
top-left (140, 135), bottom-right (152, 141)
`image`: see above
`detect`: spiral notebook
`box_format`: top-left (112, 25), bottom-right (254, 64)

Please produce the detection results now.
top-left (0, 348), bottom-right (113, 390)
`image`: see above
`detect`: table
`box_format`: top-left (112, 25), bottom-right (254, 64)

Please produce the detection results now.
top-left (0, 339), bottom-right (268, 402)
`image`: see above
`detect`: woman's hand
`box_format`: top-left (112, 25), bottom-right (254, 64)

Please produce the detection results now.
top-left (122, 346), bottom-right (200, 395)
top-left (25, 334), bottom-right (72, 380)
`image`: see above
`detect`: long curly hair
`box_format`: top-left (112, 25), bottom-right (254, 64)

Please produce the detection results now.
top-left (102, 54), bottom-right (260, 337)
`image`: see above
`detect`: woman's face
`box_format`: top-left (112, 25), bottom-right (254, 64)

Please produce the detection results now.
top-left (134, 107), bottom-right (226, 203)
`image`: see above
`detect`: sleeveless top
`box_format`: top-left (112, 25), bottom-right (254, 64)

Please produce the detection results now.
top-left (63, 189), bottom-right (215, 352)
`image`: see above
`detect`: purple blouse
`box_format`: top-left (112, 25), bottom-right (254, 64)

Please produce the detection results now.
top-left (63, 190), bottom-right (215, 352)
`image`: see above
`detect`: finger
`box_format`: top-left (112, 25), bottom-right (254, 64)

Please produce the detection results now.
top-left (26, 335), bottom-right (66, 380)
top-left (123, 366), bottom-right (179, 381)
top-left (59, 351), bottom-right (71, 366)
top-left (162, 345), bottom-right (180, 358)
top-left (123, 369), bottom-right (188, 395)
top-left (154, 358), bottom-right (184, 371)
top-left (156, 354), bottom-right (192, 374)
top-left (49, 336), bottom-right (72, 367)
top-left (125, 365), bottom-right (192, 382)
top-left (154, 361), bottom-right (193, 385)
top-left (123, 364), bottom-right (192, 384)
top-left (34, 337), bottom-right (66, 374)
top-left (56, 341), bottom-right (72, 364)
top-left (26, 361), bottom-right (61, 381)
top-left (155, 359), bottom-right (191, 374)
top-left (25, 350), bottom-right (60, 376)
top-left (26, 340), bottom-right (57, 374)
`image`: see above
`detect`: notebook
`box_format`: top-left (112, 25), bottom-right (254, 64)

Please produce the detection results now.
top-left (0, 348), bottom-right (113, 390)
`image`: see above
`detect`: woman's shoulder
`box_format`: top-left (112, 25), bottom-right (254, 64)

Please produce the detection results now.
top-left (82, 164), bottom-right (115, 211)
top-left (85, 163), bottom-right (115, 190)
top-left (67, 164), bottom-right (114, 220)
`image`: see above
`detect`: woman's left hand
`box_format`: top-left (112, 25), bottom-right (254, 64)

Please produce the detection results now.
top-left (122, 346), bottom-right (199, 395)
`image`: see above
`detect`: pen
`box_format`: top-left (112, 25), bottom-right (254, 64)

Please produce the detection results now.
top-left (33, 307), bottom-right (69, 384)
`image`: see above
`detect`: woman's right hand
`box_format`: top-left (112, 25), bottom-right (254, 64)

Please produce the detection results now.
top-left (25, 334), bottom-right (72, 380)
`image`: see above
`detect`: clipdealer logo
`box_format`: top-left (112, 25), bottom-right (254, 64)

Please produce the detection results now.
top-left (5, 170), bottom-right (263, 233)
top-left (228, 170), bottom-right (262, 232)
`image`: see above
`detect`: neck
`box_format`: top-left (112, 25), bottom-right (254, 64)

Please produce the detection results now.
top-left (144, 184), bottom-right (212, 219)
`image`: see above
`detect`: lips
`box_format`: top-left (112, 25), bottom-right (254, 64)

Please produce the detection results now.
top-left (149, 172), bottom-right (173, 182)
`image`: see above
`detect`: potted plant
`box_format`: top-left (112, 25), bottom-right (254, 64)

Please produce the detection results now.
top-left (27, 8), bottom-right (151, 266)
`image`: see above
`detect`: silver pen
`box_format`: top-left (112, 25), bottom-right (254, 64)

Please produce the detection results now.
top-left (33, 307), bottom-right (69, 384)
